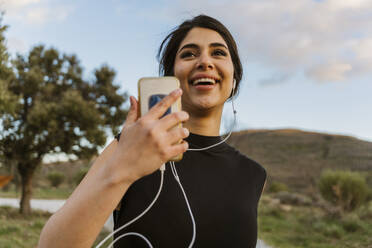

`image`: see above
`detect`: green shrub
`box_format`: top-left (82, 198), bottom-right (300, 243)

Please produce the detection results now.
top-left (318, 170), bottom-right (368, 212)
top-left (339, 213), bottom-right (363, 233)
top-left (74, 168), bottom-right (89, 185)
top-left (342, 218), bottom-right (363, 233)
top-left (358, 200), bottom-right (372, 220)
top-left (47, 172), bottom-right (65, 187)
top-left (312, 220), bottom-right (328, 232)
top-left (267, 208), bottom-right (284, 219)
top-left (324, 224), bottom-right (345, 239)
top-left (366, 189), bottom-right (372, 202)
top-left (268, 181), bottom-right (288, 193)
top-left (0, 225), bottom-right (20, 235)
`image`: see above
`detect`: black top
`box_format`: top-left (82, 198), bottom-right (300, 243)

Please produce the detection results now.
top-left (113, 133), bottom-right (266, 248)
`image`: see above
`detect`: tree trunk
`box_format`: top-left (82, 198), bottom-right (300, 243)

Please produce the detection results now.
top-left (19, 165), bottom-right (36, 215)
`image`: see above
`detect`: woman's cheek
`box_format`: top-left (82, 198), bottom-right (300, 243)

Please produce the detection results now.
top-left (174, 67), bottom-right (189, 90)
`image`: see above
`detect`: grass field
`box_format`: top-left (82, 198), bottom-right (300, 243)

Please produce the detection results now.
top-left (0, 186), bottom-right (73, 199)
top-left (258, 196), bottom-right (372, 248)
top-left (0, 206), bottom-right (111, 248)
top-left (1, 195), bottom-right (372, 247)
top-left (0, 206), bottom-right (50, 248)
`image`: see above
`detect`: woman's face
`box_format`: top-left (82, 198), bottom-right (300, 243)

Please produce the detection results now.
top-left (173, 27), bottom-right (234, 114)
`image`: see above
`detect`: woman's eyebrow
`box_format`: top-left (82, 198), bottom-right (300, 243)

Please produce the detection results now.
top-left (178, 43), bottom-right (199, 52)
top-left (210, 42), bottom-right (228, 49)
top-left (178, 42), bottom-right (228, 54)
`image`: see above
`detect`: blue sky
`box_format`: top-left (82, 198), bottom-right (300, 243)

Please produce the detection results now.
top-left (1, 0), bottom-right (372, 145)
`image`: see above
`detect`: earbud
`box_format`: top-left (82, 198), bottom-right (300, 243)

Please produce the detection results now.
top-left (230, 79), bottom-right (236, 97)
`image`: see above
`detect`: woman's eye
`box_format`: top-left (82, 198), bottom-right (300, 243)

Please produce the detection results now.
top-left (180, 51), bottom-right (196, 58)
top-left (212, 49), bottom-right (227, 56)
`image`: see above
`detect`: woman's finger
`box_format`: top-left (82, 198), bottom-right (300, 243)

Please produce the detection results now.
top-left (157, 110), bottom-right (189, 131)
top-left (146, 88), bottom-right (182, 120)
top-left (166, 126), bottom-right (189, 145)
top-left (122, 96), bottom-right (139, 129)
top-left (166, 141), bottom-right (189, 159)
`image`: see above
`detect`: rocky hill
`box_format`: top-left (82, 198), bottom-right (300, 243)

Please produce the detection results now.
top-left (227, 129), bottom-right (372, 194)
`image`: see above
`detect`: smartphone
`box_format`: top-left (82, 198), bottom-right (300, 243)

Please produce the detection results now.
top-left (138, 77), bottom-right (183, 161)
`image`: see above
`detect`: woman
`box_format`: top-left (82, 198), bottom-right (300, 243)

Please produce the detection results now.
top-left (38, 15), bottom-right (266, 248)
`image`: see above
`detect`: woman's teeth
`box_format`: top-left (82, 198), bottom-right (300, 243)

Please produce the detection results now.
top-left (192, 78), bottom-right (216, 86)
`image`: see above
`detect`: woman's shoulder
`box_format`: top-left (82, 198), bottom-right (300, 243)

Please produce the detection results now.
top-left (226, 145), bottom-right (267, 179)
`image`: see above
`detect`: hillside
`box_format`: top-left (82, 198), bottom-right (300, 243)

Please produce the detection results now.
top-left (8, 128), bottom-right (370, 196)
top-left (227, 128), bottom-right (372, 194)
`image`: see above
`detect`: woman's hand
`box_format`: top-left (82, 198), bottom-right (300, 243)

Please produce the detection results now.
top-left (106, 88), bottom-right (189, 184)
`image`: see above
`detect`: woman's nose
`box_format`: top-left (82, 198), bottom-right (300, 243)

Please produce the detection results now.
top-left (196, 53), bottom-right (214, 70)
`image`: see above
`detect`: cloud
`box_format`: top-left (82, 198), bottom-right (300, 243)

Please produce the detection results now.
top-left (6, 36), bottom-right (27, 53)
top-left (3, 0), bottom-right (371, 84)
top-left (150, 0), bottom-right (372, 83)
top-left (0, 0), bottom-right (41, 10)
top-left (327, 0), bottom-right (370, 10)
top-left (0, 0), bottom-right (74, 26)
top-left (259, 73), bottom-right (291, 86)
top-left (25, 7), bottom-right (49, 24)
top-left (307, 62), bottom-right (352, 82)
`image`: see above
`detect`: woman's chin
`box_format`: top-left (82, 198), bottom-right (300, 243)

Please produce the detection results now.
top-left (191, 98), bottom-right (222, 111)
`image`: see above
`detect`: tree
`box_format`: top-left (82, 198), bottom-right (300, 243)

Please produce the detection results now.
top-left (0, 14), bottom-right (17, 115)
top-left (0, 14), bottom-right (18, 178)
top-left (0, 44), bottom-right (128, 214)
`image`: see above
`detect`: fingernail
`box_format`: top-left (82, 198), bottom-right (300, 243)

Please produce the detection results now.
top-left (174, 88), bottom-right (182, 95)
top-left (129, 96), bottom-right (134, 108)
top-left (181, 111), bottom-right (189, 120)
top-left (183, 128), bottom-right (189, 136)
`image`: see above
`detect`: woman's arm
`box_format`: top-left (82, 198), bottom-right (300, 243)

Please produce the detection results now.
top-left (38, 89), bottom-right (189, 248)
top-left (38, 140), bottom-right (131, 248)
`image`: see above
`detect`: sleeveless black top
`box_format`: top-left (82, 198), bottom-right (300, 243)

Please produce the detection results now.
top-left (113, 133), bottom-right (266, 248)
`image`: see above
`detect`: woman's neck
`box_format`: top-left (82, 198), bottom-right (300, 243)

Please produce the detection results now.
top-left (183, 109), bottom-right (222, 136)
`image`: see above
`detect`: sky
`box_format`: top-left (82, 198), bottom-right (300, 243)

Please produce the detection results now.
top-left (1, 0), bottom-right (372, 145)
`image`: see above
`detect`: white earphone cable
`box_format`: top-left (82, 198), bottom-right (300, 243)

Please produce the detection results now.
top-left (108, 232), bottom-right (153, 248)
top-left (187, 85), bottom-right (237, 152)
top-left (98, 80), bottom-right (237, 247)
top-left (96, 166), bottom-right (165, 248)
top-left (170, 161), bottom-right (196, 248)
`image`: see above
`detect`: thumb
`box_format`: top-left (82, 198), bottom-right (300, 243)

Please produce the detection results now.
top-left (124, 96), bottom-right (139, 126)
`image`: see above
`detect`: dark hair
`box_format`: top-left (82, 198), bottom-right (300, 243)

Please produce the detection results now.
top-left (157, 15), bottom-right (243, 98)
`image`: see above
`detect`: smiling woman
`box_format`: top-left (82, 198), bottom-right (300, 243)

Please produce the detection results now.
top-left (38, 15), bottom-right (266, 248)
top-left (158, 15), bottom-right (243, 97)
top-left (174, 27), bottom-right (235, 119)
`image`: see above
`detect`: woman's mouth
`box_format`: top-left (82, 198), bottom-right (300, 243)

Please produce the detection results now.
top-left (190, 77), bottom-right (219, 90)
top-left (189, 77), bottom-right (221, 90)
top-left (192, 77), bottom-right (216, 85)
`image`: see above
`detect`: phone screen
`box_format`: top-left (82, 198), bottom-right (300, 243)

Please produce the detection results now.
top-left (149, 94), bottom-right (171, 118)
